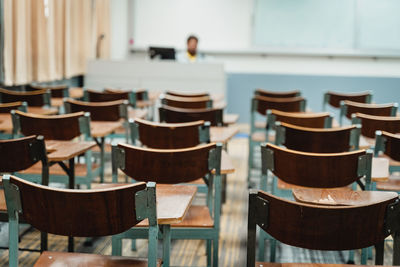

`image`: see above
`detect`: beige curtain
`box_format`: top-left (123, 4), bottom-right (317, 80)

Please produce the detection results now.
top-left (2, 0), bottom-right (110, 86)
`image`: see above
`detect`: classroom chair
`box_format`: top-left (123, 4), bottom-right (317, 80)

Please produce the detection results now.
top-left (254, 89), bottom-right (300, 98)
top-left (159, 105), bottom-right (224, 126)
top-left (28, 84), bottom-right (69, 98)
top-left (83, 88), bottom-right (137, 106)
top-left (322, 90), bottom-right (372, 111)
top-left (0, 88), bottom-right (51, 107)
top-left (161, 94), bottom-right (213, 109)
top-left (166, 90), bottom-right (209, 98)
top-left (0, 102), bottom-right (27, 113)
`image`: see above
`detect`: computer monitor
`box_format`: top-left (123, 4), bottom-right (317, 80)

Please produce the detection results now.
top-left (148, 47), bottom-right (176, 60)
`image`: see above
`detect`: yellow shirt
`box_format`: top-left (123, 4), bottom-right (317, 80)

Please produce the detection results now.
top-left (187, 52), bottom-right (197, 62)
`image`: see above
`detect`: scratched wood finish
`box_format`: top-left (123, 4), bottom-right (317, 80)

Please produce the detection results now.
top-left (28, 84), bottom-right (68, 98)
top-left (254, 95), bottom-right (305, 116)
top-left (255, 89), bottom-right (300, 98)
top-left (343, 100), bottom-right (395, 119)
top-left (210, 126), bottom-right (240, 143)
top-left (356, 113), bottom-right (400, 138)
top-left (66, 99), bottom-right (125, 121)
top-left (280, 123), bottom-right (355, 153)
top-left (0, 135), bottom-right (44, 172)
top-left (0, 101), bottom-right (24, 113)
top-left (162, 95), bottom-right (212, 109)
top-left (266, 143), bottom-right (366, 188)
top-left (257, 190), bottom-right (396, 250)
top-left (0, 88), bottom-right (47, 107)
top-left (9, 175), bottom-right (146, 237)
top-left (15, 110), bottom-right (84, 140)
top-left (292, 188), bottom-right (397, 206)
top-left (34, 251), bottom-right (162, 267)
top-left (271, 110), bottom-right (330, 128)
top-left (381, 131), bottom-right (400, 161)
top-left (119, 143), bottom-right (216, 184)
top-left (135, 118), bottom-right (203, 149)
top-left (159, 105), bottom-right (223, 126)
top-left (327, 91), bottom-right (371, 108)
top-left (166, 91), bottom-right (209, 98)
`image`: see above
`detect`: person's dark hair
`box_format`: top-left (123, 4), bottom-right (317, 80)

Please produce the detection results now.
top-left (187, 35), bottom-right (198, 43)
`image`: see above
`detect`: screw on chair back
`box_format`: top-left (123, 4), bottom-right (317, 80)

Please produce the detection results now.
top-left (323, 90), bottom-right (372, 110)
top-left (247, 189), bottom-right (400, 266)
top-left (166, 90), bottom-right (209, 98)
top-left (11, 110), bottom-right (89, 141)
top-left (161, 94), bottom-right (212, 109)
top-left (131, 118), bottom-right (210, 149)
top-left (0, 88), bottom-right (51, 107)
top-left (159, 105), bottom-right (223, 126)
top-left (267, 109), bottom-right (332, 129)
top-left (262, 143), bottom-right (372, 189)
top-left (0, 101), bottom-right (27, 113)
top-left (254, 89), bottom-right (300, 98)
top-left (252, 95), bottom-right (306, 116)
top-left (340, 100), bottom-right (397, 125)
top-left (275, 122), bottom-right (360, 153)
top-left (64, 98), bottom-right (128, 122)
top-left (28, 84), bottom-right (69, 98)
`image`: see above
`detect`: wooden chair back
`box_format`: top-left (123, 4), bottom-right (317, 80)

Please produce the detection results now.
top-left (28, 84), bottom-right (69, 98)
top-left (275, 122), bottom-right (360, 153)
top-left (112, 143), bottom-right (221, 184)
top-left (341, 100), bottom-right (397, 120)
top-left (159, 105), bottom-right (223, 126)
top-left (0, 135), bottom-right (47, 173)
top-left (323, 90), bottom-right (372, 110)
top-left (352, 113), bottom-right (400, 139)
top-left (254, 89), bottom-right (300, 98)
top-left (262, 143), bottom-right (371, 188)
top-left (247, 190), bottom-right (399, 266)
top-left (252, 95), bottom-right (306, 116)
top-left (375, 131), bottom-right (400, 162)
top-left (267, 109), bottom-right (332, 129)
top-left (105, 88), bottom-right (149, 101)
top-left (161, 94), bottom-right (212, 109)
top-left (0, 101), bottom-right (27, 113)
top-left (166, 90), bottom-right (209, 98)
top-left (3, 175), bottom-right (151, 237)
top-left (0, 88), bottom-right (51, 107)
top-left (131, 118), bottom-right (210, 149)
top-left (64, 98), bottom-right (128, 121)
top-left (84, 89), bottom-right (136, 106)
top-left (12, 110), bottom-right (88, 141)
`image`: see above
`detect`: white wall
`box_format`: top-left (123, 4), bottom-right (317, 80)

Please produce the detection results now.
top-left (110, 0), bottom-right (129, 59)
top-left (130, 0), bottom-right (253, 51)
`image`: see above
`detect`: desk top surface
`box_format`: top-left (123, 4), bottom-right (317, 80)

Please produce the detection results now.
top-left (46, 140), bottom-right (96, 162)
top-left (90, 121), bottom-right (123, 138)
top-left (223, 114), bottom-right (239, 125)
top-left (210, 126), bottom-right (239, 144)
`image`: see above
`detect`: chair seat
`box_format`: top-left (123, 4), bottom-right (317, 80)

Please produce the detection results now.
top-left (19, 162), bottom-right (99, 177)
top-left (34, 251), bottom-right (162, 267)
top-left (136, 205), bottom-right (214, 228)
top-left (256, 263), bottom-right (375, 267)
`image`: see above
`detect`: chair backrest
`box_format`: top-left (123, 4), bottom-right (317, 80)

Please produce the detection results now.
top-left (254, 89), bottom-right (300, 98)
top-left (0, 135), bottom-right (47, 173)
top-left (352, 113), bottom-right (400, 139)
top-left (275, 122), bottom-right (360, 153)
top-left (247, 190), bottom-right (400, 267)
top-left (112, 142), bottom-right (221, 184)
top-left (105, 88), bottom-right (149, 101)
top-left (159, 105), bottom-right (223, 126)
top-left (374, 131), bottom-right (400, 161)
top-left (251, 95), bottom-right (306, 116)
top-left (0, 88), bottom-right (51, 107)
top-left (262, 143), bottom-right (372, 188)
top-left (323, 90), bottom-right (372, 110)
top-left (84, 88), bottom-right (136, 106)
top-left (131, 118), bottom-right (210, 149)
top-left (12, 110), bottom-right (90, 141)
top-left (166, 90), bottom-right (209, 98)
top-left (266, 109), bottom-right (332, 129)
top-left (161, 94), bottom-right (213, 109)
top-left (64, 98), bottom-right (128, 121)
top-left (340, 100), bottom-right (397, 125)
top-left (28, 84), bottom-right (69, 98)
top-left (0, 101), bottom-right (27, 113)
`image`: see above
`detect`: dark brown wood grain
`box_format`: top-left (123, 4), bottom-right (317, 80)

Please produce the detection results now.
top-left (255, 89), bottom-right (300, 98)
top-left (119, 143), bottom-right (216, 184)
top-left (135, 118), bottom-right (203, 149)
top-left (162, 95), bottom-right (212, 109)
top-left (166, 91), bottom-right (209, 98)
top-left (104, 88), bottom-right (149, 101)
top-left (356, 113), bottom-right (400, 138)
top-left (257, 190), bottom-right (395, 250)
top-left (281, 123), bottom-right (355, 153)
top-left (271, 110), bottom-right (330, 128)
top-left (254, 95), bottom-right (305, 115)
top-left (382, 131), bottom-right (400, 161)
top-left (328, 91), bottom-right (371, 108)
top-left (87, 89), bottom-right (130, 102)
top-left (0, 88), bottom-right (47, 107)
top-left (66, 98), bottom-right (124, 121)
top-left (15, 110), bottom-right (84, 140)
top-left (0, 101), bottom-right (24, 113)
top-left (28, 84), bottom-right (68, 98)
top-left (343, 100), bottom-right (395, 119)
top-left (10, 175), bottom-right (146, 237)
top-left (266, 143), bottom-right (366, 188)
top-left (159, 105), bottom-right (223, 126)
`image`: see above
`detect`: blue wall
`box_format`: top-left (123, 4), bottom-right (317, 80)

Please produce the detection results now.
top-left (226, 73), bottom-right (400, 123)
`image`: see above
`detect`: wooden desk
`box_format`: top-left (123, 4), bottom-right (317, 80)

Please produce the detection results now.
top-left (293, 188), bottom-right (398, 206)
top-left (28, 106), bottom-right (58, 115)
top-left (210, 126), bottom-right (239, 143)
top-left (69, 87), bottom-right (84, 99)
